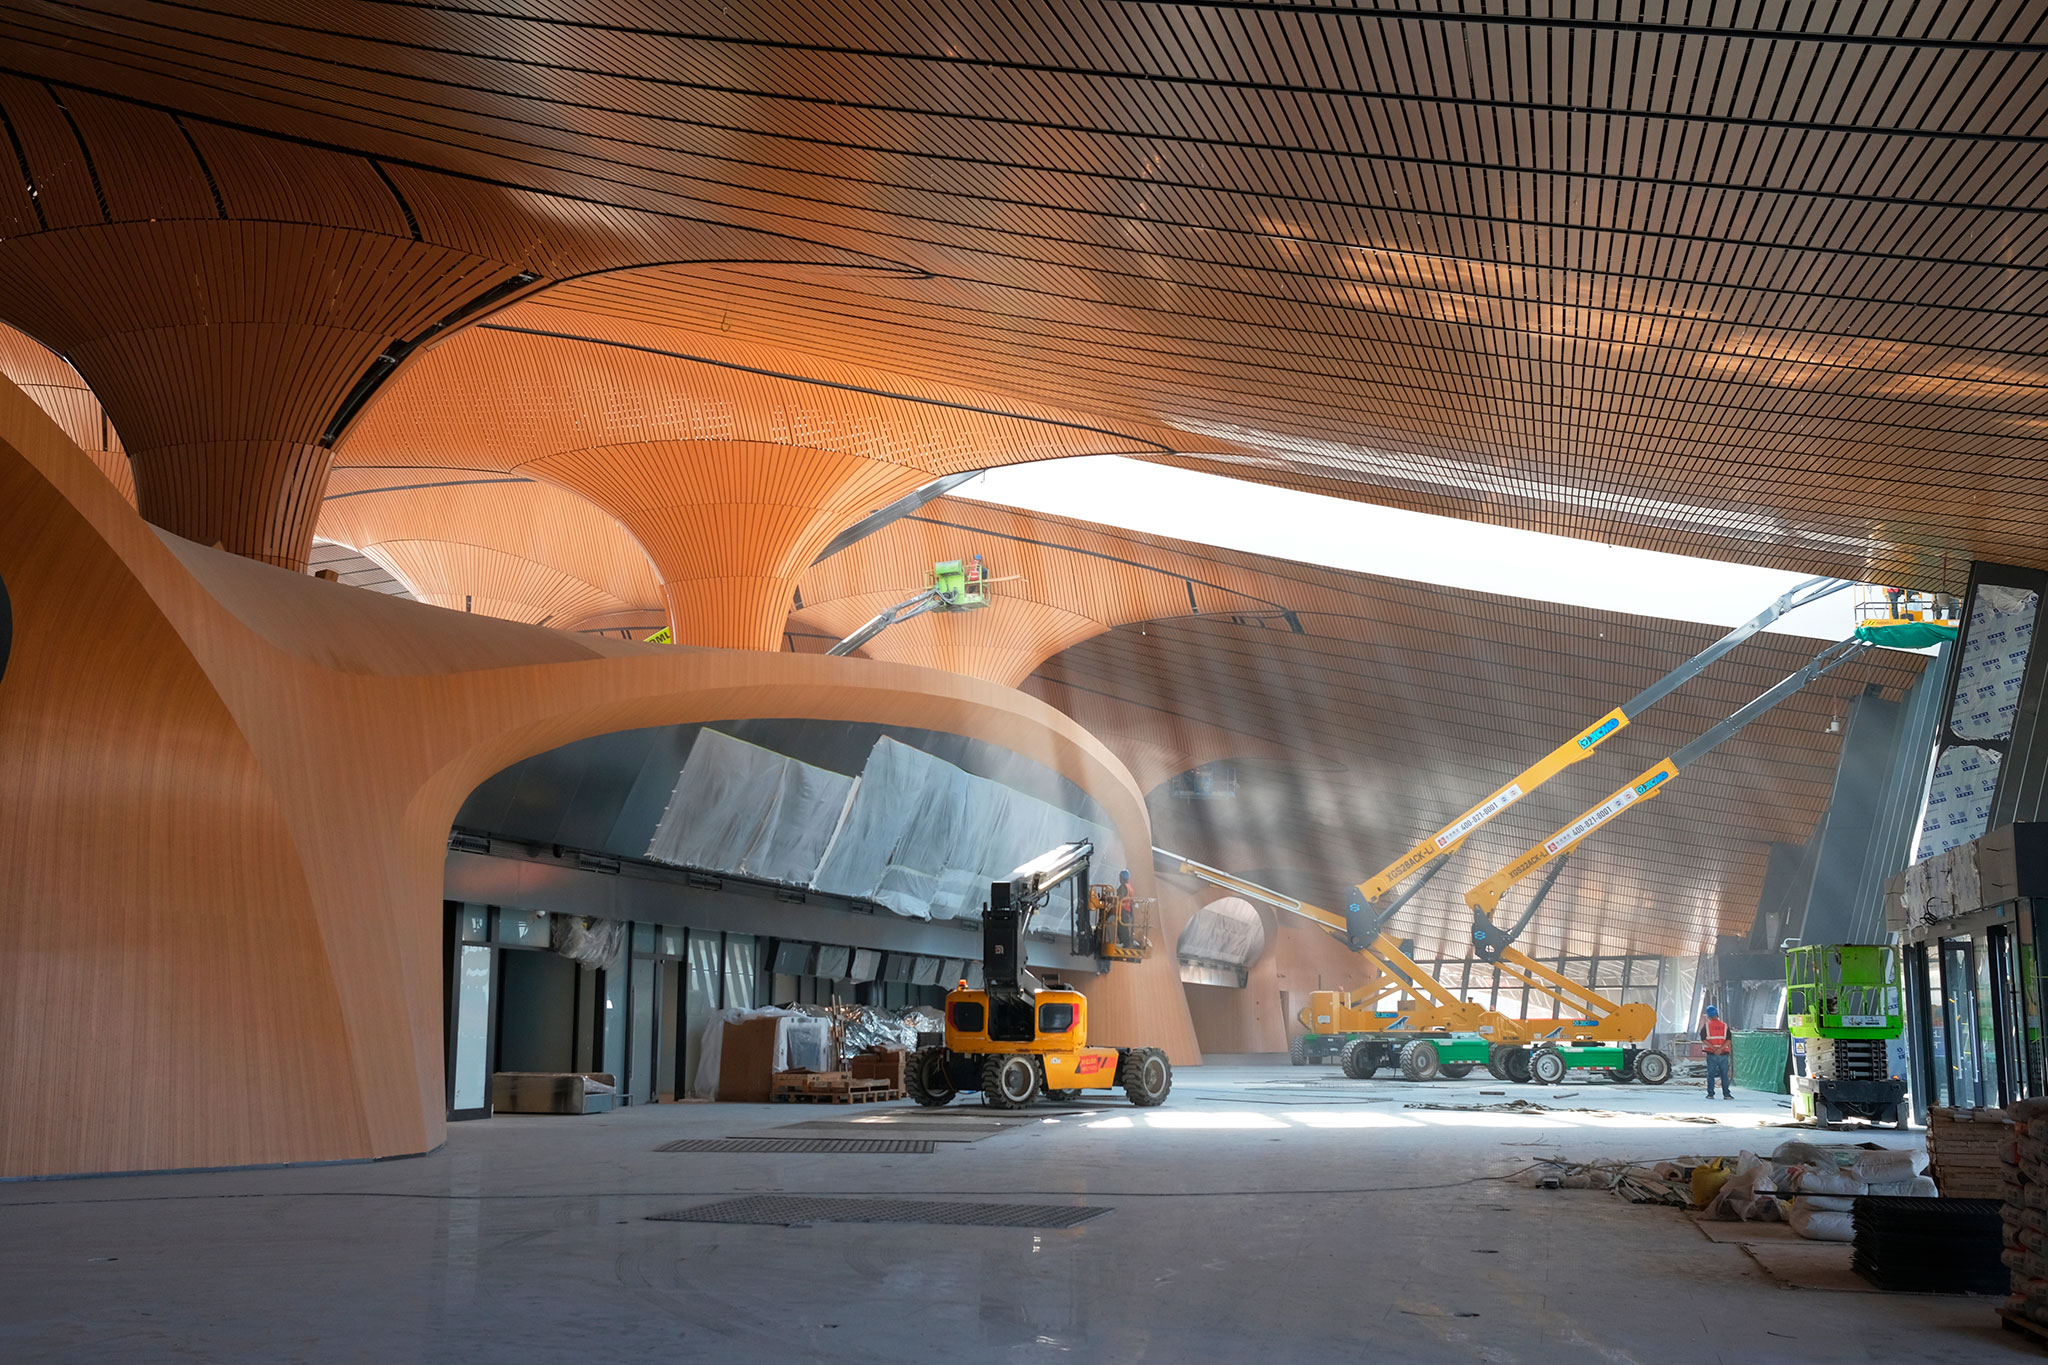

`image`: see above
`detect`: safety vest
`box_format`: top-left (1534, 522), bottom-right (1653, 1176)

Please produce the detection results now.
top-left (1703, 1018), bottom-right (1731, 1055)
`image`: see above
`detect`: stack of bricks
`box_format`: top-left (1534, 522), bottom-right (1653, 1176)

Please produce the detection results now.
top-left (1930, 1105), bottom-right (2012, 1198)
top-left (2001, 1099), bottom-right (2048, 1340)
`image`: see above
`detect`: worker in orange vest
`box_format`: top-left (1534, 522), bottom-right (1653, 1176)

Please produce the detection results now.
top-left (1702, 1005), bottom-right (1733, 1099)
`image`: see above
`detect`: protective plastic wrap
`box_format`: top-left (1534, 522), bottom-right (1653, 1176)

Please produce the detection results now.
top-left (812, 737), bottom-right (1126, 926)
top-left (780, 1016), bottom-right (834, 1074)
top-left (646, 731), bottom-right (1123, 929)
top-left (645, 729), bottom-right (854, 883)
top-left (550, 914), bottom-right (625, 968)
top-left (788, 1004), bottom-right (921, 1058)
top-left (1177, 898), bottom-right (1265, 966)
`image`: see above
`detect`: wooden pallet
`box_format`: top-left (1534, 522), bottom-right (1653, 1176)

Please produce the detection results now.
top-left (1999, 1309), bottom-right (2048, 1352)
top-left (770, 1083), bottom-right (905, 1104)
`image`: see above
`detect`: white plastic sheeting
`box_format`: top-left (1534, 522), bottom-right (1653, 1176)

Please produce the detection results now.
top-left (646, 731), bottom-right (1124, 932)
top-left (1176, 895), bottom-right (1266, 967)
top-left (646, 729), bottom-right (855, 883)
top-left (813, 737), bottom-right (1123, 929)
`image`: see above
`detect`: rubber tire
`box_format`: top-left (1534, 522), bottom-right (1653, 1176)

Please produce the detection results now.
top-left (1530, 1048), bottom-right (1568, 1085)
top-left (1340, 1038), bottom-right (1379, 1079)
top-left (1634, 1049), bottom-right (1674, 1086)
top-left (1400, 1040), bottom-right (1443, 1081)
top-left (1609, 1055), bottom-right (1635, 1084)
top-left (1503, 1048), bottom-right (1533, 1084)
top-left (1484, 1045), bottom-right (1508, 1081)
top-left (1441, 1063), bottom-right (1475, 1079)
top-left (982, 1054), bottom-right (1040, 1109)
top-left (1123, 1048), bottom-right (1172, 1107)
top-left (1289, 1034), bottom-right (1309, 1067)
top-left (906, 1048), bottom-right (956, 1107)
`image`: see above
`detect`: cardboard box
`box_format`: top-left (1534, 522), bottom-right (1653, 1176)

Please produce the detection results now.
top-left (718, 1017), bottom-right (781, 1103)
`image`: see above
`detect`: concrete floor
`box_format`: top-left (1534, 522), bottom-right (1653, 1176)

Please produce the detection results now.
top-left (1, 1063), bottom-right (2025, 1363)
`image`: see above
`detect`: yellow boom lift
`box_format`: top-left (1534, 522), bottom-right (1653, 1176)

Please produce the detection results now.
top-left (1459, 633), bottom-right (1875, 1082)
top-left (1160, 626), bottom-right (1877, 1085)
top-left (1231, 575), bottom-right (1848, 1070)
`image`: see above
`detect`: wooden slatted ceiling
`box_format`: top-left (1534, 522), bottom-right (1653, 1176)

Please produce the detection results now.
top-left (0, 71), bottom-right (932, 572)
top-left (307, 540), bottom-right (414, 598)
top-left (1030, 598), bottom-right (1927, 964)
top-left (317, 470), bottom-right (665, 630)
top-left (333, 299), bottom-right (1188, 646)
top-left (0, 320), bottom-right (132, 503)
top-left (4, 4), bottom-right (2043, 587)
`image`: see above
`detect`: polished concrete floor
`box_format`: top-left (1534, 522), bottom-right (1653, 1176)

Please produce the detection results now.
top-left (1, 1063), bottom-right (2022, 1363)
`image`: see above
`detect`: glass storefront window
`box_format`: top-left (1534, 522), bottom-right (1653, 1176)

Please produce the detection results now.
top-left (494, 909), bottom-right (548, 947)
top-left (1925, 941), bottom-right (1949, 1107)
top-left (452, 945), bottom-right (492, 1111)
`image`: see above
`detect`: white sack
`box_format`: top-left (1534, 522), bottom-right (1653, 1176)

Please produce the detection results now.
top-left (1852, 1149), bottom-right (1926, 1184)
top-left (1787, 1199), bottom-right (1856, 1242)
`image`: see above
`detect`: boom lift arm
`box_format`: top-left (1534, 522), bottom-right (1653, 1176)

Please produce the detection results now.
top-left (1465, 636), bottom-right (1875, 963)
top-left (1354, 576), bottom-right (1851, 908)
top-left (1157, 853), bottom-right (1504, 1030)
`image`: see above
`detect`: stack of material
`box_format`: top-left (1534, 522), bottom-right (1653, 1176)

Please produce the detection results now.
top-left (849, 1048), bottom-right (908, 1091)
top-left (1999, 1098), bottom-right (2048, 1335)
top-left (1930, 1106), bottom-right (2013, 1197)
top-left (1852, 1197), bottom-right (2007, 1294)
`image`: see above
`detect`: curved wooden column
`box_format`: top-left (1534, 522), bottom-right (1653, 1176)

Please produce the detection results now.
top-left (0, 83), bottom-right (900, 575)
top-left (0, 221), bottom-right (507, 570)
top-left (525, 440), bottom-right (928, 649)
top-left (317, 473), bottom-right (664, 629)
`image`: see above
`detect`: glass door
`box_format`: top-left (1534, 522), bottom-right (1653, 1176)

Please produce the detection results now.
top-left (1989, 926), bottom-right (2026, 1108)
top-left (1943, 937), bottom-right (1984, 1107)
top-left (446, 904), bottom-right (496, 1120)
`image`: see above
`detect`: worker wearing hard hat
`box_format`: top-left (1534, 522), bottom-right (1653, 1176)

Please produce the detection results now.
top-left (1702, 1005), bottom-right (1733, 1099)
top-left (1116, 870), bottom-right (1136, 948)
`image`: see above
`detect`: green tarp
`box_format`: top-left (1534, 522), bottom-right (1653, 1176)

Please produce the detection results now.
top-left (1733, 1029), bottom-right (1791, 1094)
top-left (1855, 620), bottom-right (1959, 649)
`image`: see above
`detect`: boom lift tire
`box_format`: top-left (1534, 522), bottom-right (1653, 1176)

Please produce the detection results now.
top-left (1530, 1048), bottom-right (1569, 1085)
top-left (1289, 1035), bottom-right (1309, 1066)
top-left (1634, 1050), bottom-right (1674, 1085)
top-left (1401, 1041), bottom-right (1443, 1081)
top-left (1121, 1048), bottom-right (1173, 1107)
top-left (1340, 1038), bottom-right (1380, 1079)
top-left (1441, 1063), bottom-right (1475, 1079)
top-left (1485, 1045), bottom-right (1509, 1080)
top-left (983, 1054), bottom-right (1041, 1109)
top-left (907, 1048), bottom-right (956, 1107)
top-left (1503, 1048), bottom-right (1533, 1084)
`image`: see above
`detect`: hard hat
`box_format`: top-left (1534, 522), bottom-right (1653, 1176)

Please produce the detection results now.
top-left (1119, 869), bottom-right (1130, 878)
top-left (1704, 1005), bottom-right (1719, 1018)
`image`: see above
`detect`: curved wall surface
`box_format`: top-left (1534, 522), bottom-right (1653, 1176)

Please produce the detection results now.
top-left (0, 379), bottom-right (1193, 1179)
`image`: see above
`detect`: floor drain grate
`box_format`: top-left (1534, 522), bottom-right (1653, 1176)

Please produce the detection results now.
top-left (648, 1195), bottom-right (1111, 1228)
top-left (655, 1138), bottom-right (934, 1155)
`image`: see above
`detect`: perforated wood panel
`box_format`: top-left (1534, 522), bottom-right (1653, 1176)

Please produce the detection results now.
top-left (0, 7), bottom-right (2040, 585)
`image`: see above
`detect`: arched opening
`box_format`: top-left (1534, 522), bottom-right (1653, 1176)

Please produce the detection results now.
top-left (441, 718), bottom-right (1135, 1115)
top-left (1176, 895), bottom-right (1268, 988)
